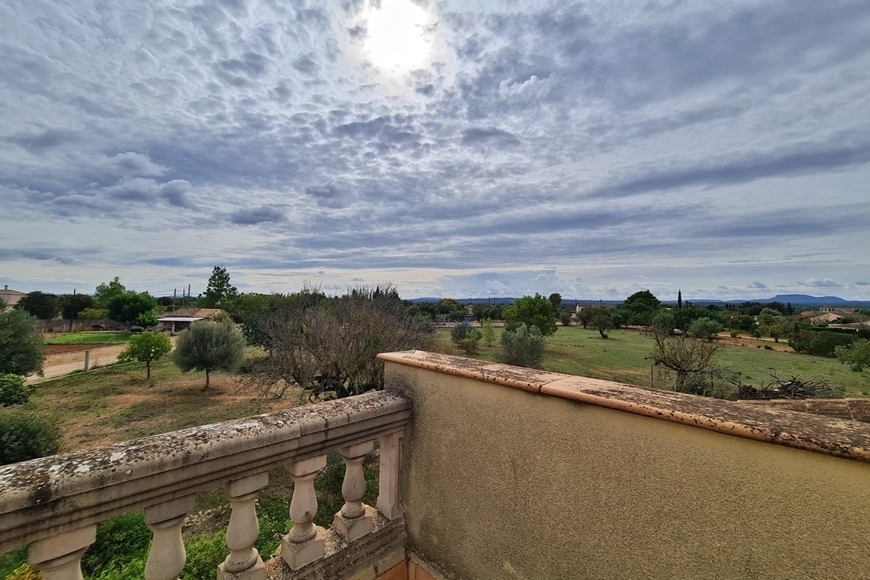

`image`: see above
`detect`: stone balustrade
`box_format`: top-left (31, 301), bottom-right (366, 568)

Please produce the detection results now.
top-left (0, 391), bottom-right (410, 580)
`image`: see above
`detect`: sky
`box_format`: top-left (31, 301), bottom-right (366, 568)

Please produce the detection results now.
top-left (1, 0), bottom-right (869, 302)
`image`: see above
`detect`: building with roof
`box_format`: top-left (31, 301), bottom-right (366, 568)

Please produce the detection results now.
top-left (0, 285), bottom-right (26, 312)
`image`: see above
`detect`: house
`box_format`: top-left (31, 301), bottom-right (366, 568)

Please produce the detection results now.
top-left (0, 285), bottom-right (26, 312)
top-left (809, 312), bottom-right (842, 324)
top-left (157, 308), bottom-right (225, 333)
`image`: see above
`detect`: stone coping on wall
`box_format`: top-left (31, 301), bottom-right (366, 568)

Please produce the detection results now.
top-left (378, 351), bottom-right (870, 465)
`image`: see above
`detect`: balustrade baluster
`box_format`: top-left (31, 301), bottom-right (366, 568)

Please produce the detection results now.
top-left (281, 455), bottom-right (327, 570)
top-left (218, 472), bottom-right (269, 580)
top-left (144, 496), bottom-right (195, 580)
top-left (334, 441), bottom-right (375, 541)
top-left (376, 432), bottom-right (404, 520)
top-left (29, 525), bottom-right (96, 580)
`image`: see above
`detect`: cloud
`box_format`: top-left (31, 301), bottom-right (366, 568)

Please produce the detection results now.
top-left (1, 0), bottom-right (869, 300)
top-left (749, 281), bottom-right (768, 289)
top-left (104, 152), bottom-right (168, 177)
top-left (8, 128), bottom-right (79, 150)
top-left (799, 278), bottom-right (842, 288)
top-left (461, 127), bottom-right (521, 146)
top-left (498, 75), bottom-right (552, 102)
top-left (230, 206), bottom-right (286, 225)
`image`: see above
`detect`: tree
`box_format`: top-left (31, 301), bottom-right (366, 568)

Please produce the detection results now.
top-left (94, 277), bottom-right (127, 307)
top-left (173, 321), bottom-right (245, 389)
top-left (548, 293), bottom-right (562, 311)
top-left (242, 285), bottom-right (433, 400)
top-left (619, 290), bottom-right (662, 327)
top-left (118, 332), bottom-right (172, 379)
top-left (651, 312), bottom-right (677, 336)
top-left (649, 332), bottom-right (721, 395)
top-left (835, 339), bottom-right (870, 372)
top-left (498, 323), bottom-right (545, 368)
top-left (0, 310), bottom-right (44, 376)
top-left (202, 266), bottom-right (239, 309)
top-left (503, 294), bottom-right (558, 336)
top-left (107, 293), bottom-right (157, 326)
top-left (78, 307), bottom-right (109, 320)
top-left (58, 294), bottom-right (94, 319)
top-left (135, 310), bottom-right (159, 328)
top-left (17, 291), bottom-right (59, 319)
top-left (687, 317), bottom-right (723, 341)
top-left (589, 307), bottom-right (613, 338)
top-left (481, 318), bottom-right (495, 347)
top-left (677, 290), bottom-right (682, 310)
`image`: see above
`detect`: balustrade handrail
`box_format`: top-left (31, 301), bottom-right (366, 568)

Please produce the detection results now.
top-left (0, 390), bottom-right (411, 554)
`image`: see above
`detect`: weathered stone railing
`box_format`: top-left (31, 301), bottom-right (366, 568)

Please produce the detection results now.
top-left (0, 390), bottom-right (409, 579)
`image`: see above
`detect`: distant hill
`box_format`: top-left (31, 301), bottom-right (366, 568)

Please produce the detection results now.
top-left (410, 295), bottom-right (870, 308)
top-left (760, 294), bottom-right (849, 305)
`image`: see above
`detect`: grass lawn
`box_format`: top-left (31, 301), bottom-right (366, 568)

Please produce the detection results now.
top-left (439, 326), bottom-right (870, 397)
top-left (44, 331), bottom-right (132, 345)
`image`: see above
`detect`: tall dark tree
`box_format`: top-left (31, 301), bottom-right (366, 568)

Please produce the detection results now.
top-left (17, 291), bottom-right (59, 320)
top-left (107, 293), bottom-right (157, 326)
top-left (548, 293), bottom-right (562, 311)
top-left (677, 290), bottom-right (682, 310)
top-left (94, 277), bottom-right (127, 307)
top-left (202, 266), bottom-right (239, 309)
top-left (618, 290), bottom-right (662, 327)
top-left (58, 293), bottom-right (95, 319)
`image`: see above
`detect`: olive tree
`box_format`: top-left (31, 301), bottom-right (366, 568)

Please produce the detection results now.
top-left (173, 322), bottom-right (245, 389)
top-left (648, 331), bottom-right (721, 395)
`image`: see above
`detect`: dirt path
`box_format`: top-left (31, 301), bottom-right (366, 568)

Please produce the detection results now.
top-left (28, 344), bottom-right (129, 383)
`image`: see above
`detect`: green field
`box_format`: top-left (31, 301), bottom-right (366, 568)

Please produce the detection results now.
top-left (44, 331), bottom-right (132, 345)
top-left (441, 326), bottom-right (870, 397)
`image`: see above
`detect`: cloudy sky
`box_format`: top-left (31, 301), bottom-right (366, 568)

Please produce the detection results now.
top-left (2, 0), bottom-right (869, 301)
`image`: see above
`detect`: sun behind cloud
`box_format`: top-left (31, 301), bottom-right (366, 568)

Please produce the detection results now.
top-left (362, 0), bottom-right (434, 74)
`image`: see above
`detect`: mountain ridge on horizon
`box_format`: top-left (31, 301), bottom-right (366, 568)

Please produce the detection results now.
top-left (408, 294), bottom-right (870, 307)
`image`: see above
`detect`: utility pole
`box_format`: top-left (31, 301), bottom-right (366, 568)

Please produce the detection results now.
top-left (68, 288), bottom-right (76, 333)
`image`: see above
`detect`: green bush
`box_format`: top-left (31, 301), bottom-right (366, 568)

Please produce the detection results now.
top-left (0, 374), bottom-right (33, 407)
top-left (82, 512), bottom-right (151, 577)
top-left (450, 322), bottom-right (472, 343)
top-left (181, 533), bottom-right (227, 579)
top-left (835, 339), bottom-right (870, 372)
top-left (687, 317), bottom-right (723, 341)
top-left (498, 323), bottom-right (545, 369)
top-left (0, 412), bottom-right (61, 465)
top-left (789, 331), bottom-right (856, 358)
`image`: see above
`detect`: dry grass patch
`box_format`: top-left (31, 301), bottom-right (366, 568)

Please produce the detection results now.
top-left (23, 359), bottom-right (301, 452)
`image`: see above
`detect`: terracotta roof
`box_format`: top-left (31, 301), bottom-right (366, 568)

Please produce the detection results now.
top-left (167, 308), bottom-right (224, 319)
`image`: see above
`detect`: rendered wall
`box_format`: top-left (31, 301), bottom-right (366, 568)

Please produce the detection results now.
top-left (385, 362), bottom-right (870, 580)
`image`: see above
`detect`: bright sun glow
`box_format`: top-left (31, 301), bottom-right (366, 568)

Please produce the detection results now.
top-left (363, 0), bottom-right (433, 74)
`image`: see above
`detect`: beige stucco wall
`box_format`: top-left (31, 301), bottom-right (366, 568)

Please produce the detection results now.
top-left (385, 362), bottom-right (870, 580)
